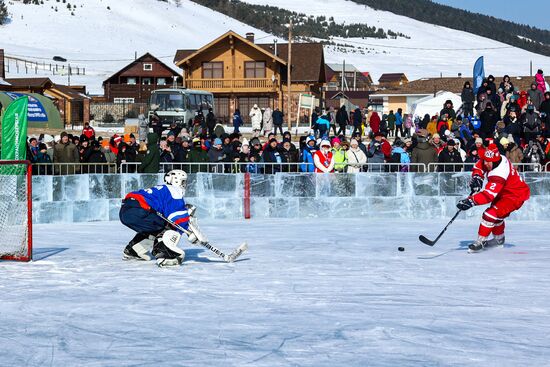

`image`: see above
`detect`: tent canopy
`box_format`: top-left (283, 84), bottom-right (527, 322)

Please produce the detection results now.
top-left (412, 91), bottom-right (462, 118)
top-left (0, 92), bottom-right (63, 129)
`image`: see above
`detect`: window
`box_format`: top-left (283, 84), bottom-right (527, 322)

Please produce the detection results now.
top-left (202, 62), bottom-right (223, 79)
top-left (126, 77), bottom-right (137, 85)
top-left (114, 98), bottom-right (135, 104)
top-left (244, 61), bottom-right (266, 78)
top-left (142, 78), bottom-right (152, 85)
top-left (157, 78), bottom-right (166, 86)
top-left (143, 63), bottom-right (153, 71)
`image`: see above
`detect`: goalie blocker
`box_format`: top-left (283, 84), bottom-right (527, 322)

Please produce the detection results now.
top-left (119, 169), bottom-right (203, 267)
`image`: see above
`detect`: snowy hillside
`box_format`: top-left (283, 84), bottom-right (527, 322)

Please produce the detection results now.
top-left (0, 0), bottom-right (273, 94)
top-left (241, 0), bottom-right (550, 81)
top-left (1, 0), bottom-right (550, 95)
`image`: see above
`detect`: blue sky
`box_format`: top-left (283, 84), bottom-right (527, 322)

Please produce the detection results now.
top-left (432, 0), bottom-right (550, 30)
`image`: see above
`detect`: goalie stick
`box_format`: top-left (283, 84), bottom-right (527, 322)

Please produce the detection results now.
top-left (154, 210), bottom-right (248, 263)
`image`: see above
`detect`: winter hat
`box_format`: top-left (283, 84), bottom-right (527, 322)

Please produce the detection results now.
top-left (350, 139), bottom-right (359, 146)
top-left (60, 131), bottom-right (68, 139)
top-left (432, 133), bottom-right (441, 139)
top-left (268, 138), bottom-right (278, 145)
top-left (250, 137), bottom-right (261, 146)
top-left (242, 138), bottom-right (249, 147)
top-left (331, 137), bottom-right (341, 145)
top-left (214, 138), bottom-right (222, 146)
top-left (193, 138), bottom-right (201, 147)
top-left (38, 143), bottom-right (47, 151)
top-left (446, 139), bottom-right (456, 146)
top-left (417, 129), bottom-right (428, 137)
top-left (475, 137), bottom-right (483, 144)
top-left (91, 140), bottom-right (100, 149)
top-left (404, 138), bottom-right (412, 144)
top-left (320, 139), bottom-right (331, 148)
top-left (306, 136), bottom-right (316, 145)
top-left (167, 131), bottom-right (175, 137)
top-left (500, 137), bottom-right (510, 146)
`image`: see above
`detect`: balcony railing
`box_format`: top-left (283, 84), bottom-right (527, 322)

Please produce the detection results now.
top-left (186, 78), bottom-right (275, 92)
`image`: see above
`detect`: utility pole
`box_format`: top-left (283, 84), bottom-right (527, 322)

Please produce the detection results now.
top-left (286, 19), bottom-right (292, 130)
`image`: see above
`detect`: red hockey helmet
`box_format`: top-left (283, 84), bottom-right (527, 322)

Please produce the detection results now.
top-left (483, 144), bottom-right (501, 162)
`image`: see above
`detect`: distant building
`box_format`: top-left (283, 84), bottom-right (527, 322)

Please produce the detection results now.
top-left (378, 73), bottom-right (409, 88)
top-left (102, 53), bottom-right (182, 104)
top-left (174, 30), bottom-right (326, 123)
top-left (325, 63), bottom-right (373, 91)
top-left (372, 75), bottom-right (549, 114)
top-left (2, 77), bottom-right (90, 126)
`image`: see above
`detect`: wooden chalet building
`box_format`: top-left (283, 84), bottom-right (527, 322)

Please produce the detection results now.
top-left (1, 77), bottom-right (90, 126)
top-left (103, 53), bottom-right (182, 103)
top-left (174, 31), bottom-right (326, 123)
top-left (378, 73), bottom-right (409, 88)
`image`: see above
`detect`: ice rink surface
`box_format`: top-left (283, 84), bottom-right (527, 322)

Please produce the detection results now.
top-left (2, 218), bottom-right (550, 366)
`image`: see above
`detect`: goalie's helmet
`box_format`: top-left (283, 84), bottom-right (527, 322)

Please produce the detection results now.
top-left (164, 169), bottom-right (188, 192)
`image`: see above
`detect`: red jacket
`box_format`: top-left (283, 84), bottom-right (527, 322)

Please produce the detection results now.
top-left (83, 127), bottom-right (95, 140)
top-left (369, 113), bottom-right (381, 134)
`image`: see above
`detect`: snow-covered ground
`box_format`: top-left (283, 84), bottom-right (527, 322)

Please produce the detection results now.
top-left (2, 0), bottom-right (550, 95)
top-left (2, 218), bottom-right (549, 366)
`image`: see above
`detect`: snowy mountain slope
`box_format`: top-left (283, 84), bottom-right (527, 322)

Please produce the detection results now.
top-left (0, 0), bottom-right (273, 93)
top-left (241, 0), bottom-right (550, 81)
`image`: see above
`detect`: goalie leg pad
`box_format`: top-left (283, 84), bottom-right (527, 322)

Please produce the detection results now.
top-left (188, 217), bottom-right (208, 244)
top-left (152, 230), bottom-right (185, 266)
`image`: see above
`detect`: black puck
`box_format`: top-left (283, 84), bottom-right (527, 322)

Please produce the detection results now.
top-left (398, 247), bottom-right (405, 252)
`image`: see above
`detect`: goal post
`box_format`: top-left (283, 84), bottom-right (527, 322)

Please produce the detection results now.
top-left (0, 160), bottom-right (32, 262)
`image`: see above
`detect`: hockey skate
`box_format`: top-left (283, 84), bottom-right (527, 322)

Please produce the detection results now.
top-left (468, 238), bottom-right (487, 253)
top-left (123, 234), bottom-right (154, 261)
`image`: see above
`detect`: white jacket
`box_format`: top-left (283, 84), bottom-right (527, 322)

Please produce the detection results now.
top-left (250, 108), bottom-right (262, 130)
top-left (346, 147), bottom-right (367, 173)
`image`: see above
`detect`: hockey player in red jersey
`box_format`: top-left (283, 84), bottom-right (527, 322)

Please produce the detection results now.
top-left (456, 144), bottom-right (530, 252)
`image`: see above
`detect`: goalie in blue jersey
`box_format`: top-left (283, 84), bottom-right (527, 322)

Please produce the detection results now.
top-left (119, 169), bottom-right (207, 267)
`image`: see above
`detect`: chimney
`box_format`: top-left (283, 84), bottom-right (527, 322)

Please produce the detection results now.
top-left (246, 32), bottom-right (255, 43)
top-left (0, 49), bottom-right (4, 79)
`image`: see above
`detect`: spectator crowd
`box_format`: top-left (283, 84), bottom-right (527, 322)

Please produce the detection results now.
top-left (15, 70), bottom-right (550, 175)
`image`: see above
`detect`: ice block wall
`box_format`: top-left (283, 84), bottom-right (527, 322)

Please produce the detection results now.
top-left (32, 172), bottom-right (550, 224)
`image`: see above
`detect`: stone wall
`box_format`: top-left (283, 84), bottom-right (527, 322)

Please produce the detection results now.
top-left (31, 172), bottom-right (550, 224)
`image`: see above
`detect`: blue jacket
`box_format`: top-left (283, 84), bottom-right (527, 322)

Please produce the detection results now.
top-left (300, 146), bottom-right (316, 172)
top-left (233, 114), bottom-right (243, 127)
top-left (395, 112), bottom-right (403, 126)
top-left (126, 184), bottom-right (190, 231)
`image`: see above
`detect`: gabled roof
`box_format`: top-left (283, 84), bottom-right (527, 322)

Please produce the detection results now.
top-left (378, 73), bottom-right (408, 83)
top-left (326, 63), bottom-right (361, 73)
top-left (103, 52), bottom-right (180, 85)
top-left (257, 42), bottom-right (325, 83)
top-left (373, 75), bottom-right (550, 96)
top-left (174, 30), bottom-right (287, 67)
top-left (49, 84), bottom-right (90, 100)
top-left (3, 77), bottom-right (53, 89)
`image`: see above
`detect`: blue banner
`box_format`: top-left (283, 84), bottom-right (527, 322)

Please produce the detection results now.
top-left (473, 56), bottom-right (485, 95)
top-left (4, 92), bottom-right (48, 122)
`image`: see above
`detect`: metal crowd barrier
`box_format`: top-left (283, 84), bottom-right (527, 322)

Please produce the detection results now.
top-left (119, 162), bottom-right (428, 174)
top-left (426, 162), bottom-right (544, 173)
top-left (31, 163), bottom-right (118, 175)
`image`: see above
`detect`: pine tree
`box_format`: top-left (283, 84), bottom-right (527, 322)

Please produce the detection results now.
top-left (0, 0), bottom-right (7, 25)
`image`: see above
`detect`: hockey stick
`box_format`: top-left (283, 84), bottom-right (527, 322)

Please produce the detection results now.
top-left (154, 211), bottom-right (248, 263)
top-left (418, 190), bottom-right (475, 247)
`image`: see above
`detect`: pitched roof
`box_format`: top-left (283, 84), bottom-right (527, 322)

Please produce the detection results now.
top-left (257, 42), bottom-right (326, 83)
top-left (174, 30), bottom-right (287, 67)
top-left (373, 75), bottom-right (550, 96)
top-left (103, 53), bottom-right (180, 85)
top-left (3, 77), bottom-right (52, 88)
top-left (173, 31), bottom-right (325, 83)
top-left (325, 63), bottom-right (361, 73)
top-left (50, 84), bottom-right (90, 100)
top-left (378, 73), bottom-right (408, 83)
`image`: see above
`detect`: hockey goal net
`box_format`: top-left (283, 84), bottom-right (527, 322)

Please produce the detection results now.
top-left (0, 161), bottom-right (32, 261)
